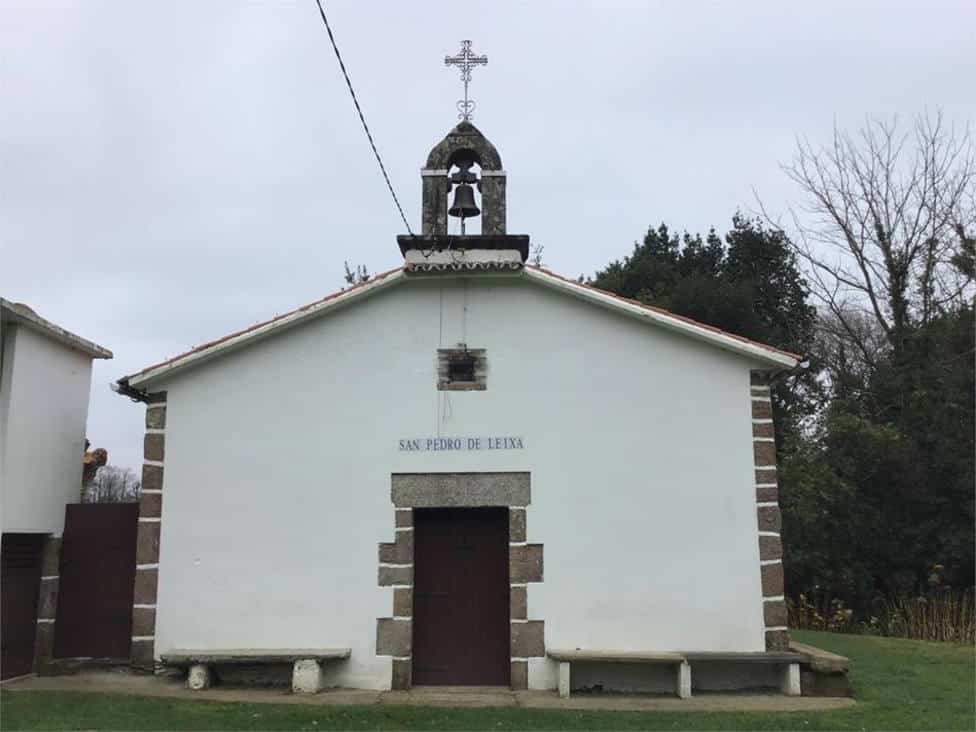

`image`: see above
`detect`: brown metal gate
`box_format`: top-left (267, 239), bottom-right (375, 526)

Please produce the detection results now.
top-left (55, 503), bottom-right (139, 659)
top-left (1, 533), bottom-right (46, 679)
top-left (412, 507), bottom-right (510, 685)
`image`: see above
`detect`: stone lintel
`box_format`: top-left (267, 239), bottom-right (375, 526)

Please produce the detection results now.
top-left (392, 472), bottom-right (530, 508)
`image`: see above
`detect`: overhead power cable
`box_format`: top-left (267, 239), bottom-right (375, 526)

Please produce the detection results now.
top-left (313, 0), bottom-right (414, 235)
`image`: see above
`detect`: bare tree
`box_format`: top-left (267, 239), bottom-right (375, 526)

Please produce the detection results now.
top-left (84, 465), bottom-right (141, 503)
top-left (781, 112), bottom-right (974, 363)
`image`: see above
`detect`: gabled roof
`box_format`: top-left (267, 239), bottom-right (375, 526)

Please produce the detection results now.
top-left (1, 298), bottom-right (113, 359)
top-left (523, 266), bottom-right (801, 368)
top-left (118, 265), bottom-right (800, 392)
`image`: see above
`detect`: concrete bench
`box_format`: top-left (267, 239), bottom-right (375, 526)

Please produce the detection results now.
top-left (547, 650), bottom-right (691, 699)
top-left (789, 641), bottom-right (851, 696)
top-left (683, 651), bottom-right (804, 696)
top-left (160, 648), bottom-right (351, 694)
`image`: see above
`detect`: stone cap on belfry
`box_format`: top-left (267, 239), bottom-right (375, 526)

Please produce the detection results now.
top-left (425, 121), bottom-right (502, 171)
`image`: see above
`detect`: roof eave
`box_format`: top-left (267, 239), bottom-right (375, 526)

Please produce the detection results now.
top-left (523, 268), bottom-right (801, 369)
top-left (1, 298), bottom-right (113, 360)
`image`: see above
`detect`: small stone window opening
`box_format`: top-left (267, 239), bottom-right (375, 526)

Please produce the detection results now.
top-left (438, 346), bottom-right (486, 391)
top-left (448, 351), bottom-right (476, 383)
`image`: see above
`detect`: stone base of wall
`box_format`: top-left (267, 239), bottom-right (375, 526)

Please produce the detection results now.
top-left (33, 536), bottom-right (61, 674)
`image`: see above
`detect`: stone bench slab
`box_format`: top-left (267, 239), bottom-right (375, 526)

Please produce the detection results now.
top-left (547, 650), bottom-right (686, 664)
top-left (789, 641), bottom-right (849, 673)
top-left (683, 652), bottom-right (805, 664)
top-left (161, 649), bottom-right (351, 666)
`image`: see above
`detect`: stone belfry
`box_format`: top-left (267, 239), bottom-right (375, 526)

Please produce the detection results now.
top-left (398, 41), bottom-right (529, 270)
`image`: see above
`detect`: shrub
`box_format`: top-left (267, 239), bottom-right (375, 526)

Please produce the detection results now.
top-left (789, 590), bottom-right (975, 643)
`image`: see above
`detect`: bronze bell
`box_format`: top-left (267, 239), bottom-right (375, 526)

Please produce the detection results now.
top-left (448, 183), bottom-right (480, 219)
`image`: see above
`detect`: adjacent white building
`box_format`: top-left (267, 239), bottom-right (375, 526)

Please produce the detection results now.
top-left (1, 298), bottom-right (112, 679)
top-left (115, 122), bottom-right (801, 695)
top-left (1, 299), bottom-right (112, 533)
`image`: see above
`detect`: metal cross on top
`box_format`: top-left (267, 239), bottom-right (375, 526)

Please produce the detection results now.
top-left (445, 40), bottom-right (487, 121)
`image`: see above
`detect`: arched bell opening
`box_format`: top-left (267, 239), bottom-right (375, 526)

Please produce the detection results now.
top-left (447, 149), bottom-right (483, 235)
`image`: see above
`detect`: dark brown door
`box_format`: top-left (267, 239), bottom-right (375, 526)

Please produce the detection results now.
top-left (413, 507), bottom-right (510, 686)
top-left (1, 533), bottom-right (46, 679)
top-left (55, 503), bottom-right (139, 659)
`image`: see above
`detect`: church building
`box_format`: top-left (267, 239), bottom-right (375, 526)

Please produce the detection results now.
top-left (114, 119), bottom-right (803, 695)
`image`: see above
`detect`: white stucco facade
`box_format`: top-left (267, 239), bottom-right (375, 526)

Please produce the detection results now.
top-left (144, 274), bottom-right (780, 690)
top-left (0, 309), bottom-right (109, 534)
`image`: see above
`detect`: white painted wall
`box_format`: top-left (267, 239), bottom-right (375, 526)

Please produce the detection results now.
top-left (152, 275), bottom-right (767, 690)
top-left (1, 323), bottom-right (93, 534)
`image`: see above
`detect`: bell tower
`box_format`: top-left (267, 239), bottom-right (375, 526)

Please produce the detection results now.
top-left (397, 41), bottom-right (529, 270)
top-left (420, 121), bottom-right (508, 237)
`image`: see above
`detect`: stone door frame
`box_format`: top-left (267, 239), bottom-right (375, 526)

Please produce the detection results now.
top-left (376, 472), bottom-right (544, 690)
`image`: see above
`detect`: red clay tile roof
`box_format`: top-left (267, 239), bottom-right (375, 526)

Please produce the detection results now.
top-left (124, 266), bottom-right (404, 381)
top-left (524, 265), bottom-right (803, 362)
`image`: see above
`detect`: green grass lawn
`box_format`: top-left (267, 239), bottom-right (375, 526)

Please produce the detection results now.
top-left (2, 632), bottom-right (973, 731)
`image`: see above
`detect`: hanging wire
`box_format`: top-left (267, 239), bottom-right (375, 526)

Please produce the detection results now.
top-left (312, 0), bottom-right (414, 235)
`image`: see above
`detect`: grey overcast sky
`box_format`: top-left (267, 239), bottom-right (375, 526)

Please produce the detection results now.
top-left (2, 1), bottom-right (974, 473)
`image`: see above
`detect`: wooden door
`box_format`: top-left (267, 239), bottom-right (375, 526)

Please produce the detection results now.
top-left (1, 533), bottom-right (46, 679)
top-left (412, 507), bottom-right (510, 686)
top-left (55, 503), bottom-right (139, 659)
